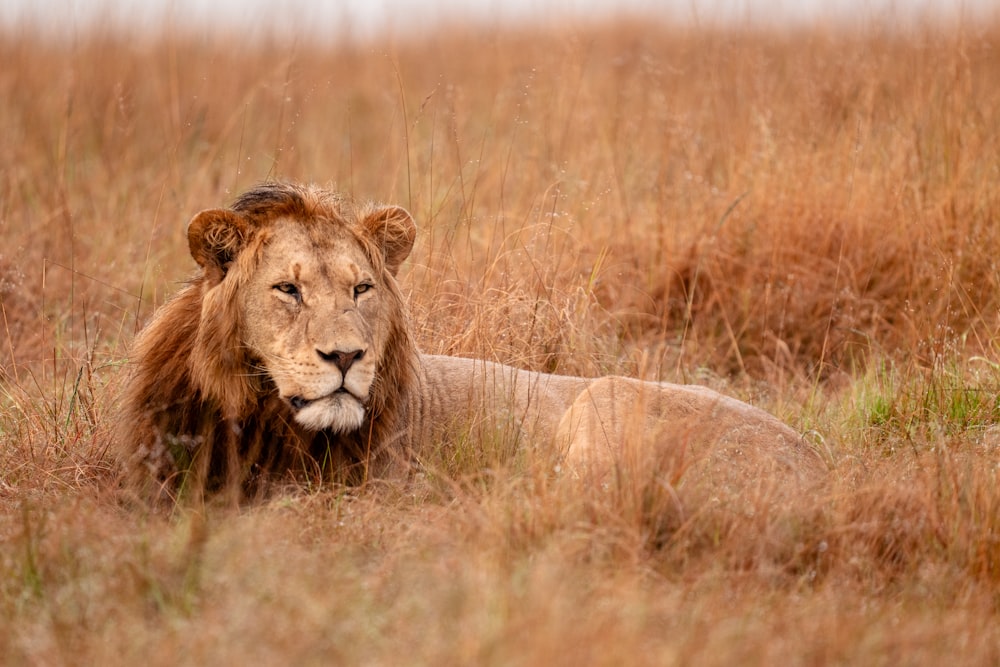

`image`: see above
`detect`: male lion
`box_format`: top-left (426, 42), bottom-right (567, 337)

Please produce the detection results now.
top-left (120, 182), bottom-right (823, 503)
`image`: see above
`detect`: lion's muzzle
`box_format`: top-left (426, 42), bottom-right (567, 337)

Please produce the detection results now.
top-left (287, 388), bottom-right (367, 433)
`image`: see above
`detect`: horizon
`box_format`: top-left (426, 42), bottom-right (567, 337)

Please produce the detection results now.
top-left (2, 0), bottom-right (997, 41)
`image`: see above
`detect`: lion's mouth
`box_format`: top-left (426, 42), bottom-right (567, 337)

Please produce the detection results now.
top-left (285, 387), bottom-right (367, 432)
top-left (287, 388), bottom-right (355, 412)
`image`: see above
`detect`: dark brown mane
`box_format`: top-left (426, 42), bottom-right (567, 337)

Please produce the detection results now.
top-left (231, 181), bottom-right (340, 222)
top-left (118, 183), bottom-right (417, 505)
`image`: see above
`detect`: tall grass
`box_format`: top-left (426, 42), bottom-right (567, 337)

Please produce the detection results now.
top-left (3, 16), bottom-right (1000, 664)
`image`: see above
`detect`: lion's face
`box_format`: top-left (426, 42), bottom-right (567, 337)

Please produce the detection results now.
top-left (239, 218), bottom-right (387, 431)
top-left (186, 187), bottom-right (416, 432)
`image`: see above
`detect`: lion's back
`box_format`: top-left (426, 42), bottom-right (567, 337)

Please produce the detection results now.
top-left (555, 376), bottom-right (826, 502)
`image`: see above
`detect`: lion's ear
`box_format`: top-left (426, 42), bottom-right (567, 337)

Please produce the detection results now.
top-left (187, 208), bottom-right (249, 283)
top-left (362, 205), bottom-right (416, 276)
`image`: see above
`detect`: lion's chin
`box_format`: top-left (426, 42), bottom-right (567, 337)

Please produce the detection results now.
top-left (291, 393), bottom-right (365, 432)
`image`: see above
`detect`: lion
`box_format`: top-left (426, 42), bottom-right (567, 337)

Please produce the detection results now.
top-left (119, 182), bottom-right (824, 504)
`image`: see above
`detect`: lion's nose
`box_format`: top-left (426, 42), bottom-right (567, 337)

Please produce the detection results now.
top-left (317, 347), bottom-right (365, 375)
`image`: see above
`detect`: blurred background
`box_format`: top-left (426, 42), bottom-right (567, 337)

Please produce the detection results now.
top-left (3, 0), bottom-right (997, 39)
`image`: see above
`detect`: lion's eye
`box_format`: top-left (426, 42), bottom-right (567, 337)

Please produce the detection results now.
top-left (274, 282), bottom-right (301, 301)
top-left (353, 283), bottom-right (373, 298)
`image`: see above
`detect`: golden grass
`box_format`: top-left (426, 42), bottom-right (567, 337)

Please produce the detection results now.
top-left (3, 16), bottom-right (1000, 664)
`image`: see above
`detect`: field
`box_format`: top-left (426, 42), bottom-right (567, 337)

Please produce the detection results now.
top-left (3, 13), bottom-right (1000, 664)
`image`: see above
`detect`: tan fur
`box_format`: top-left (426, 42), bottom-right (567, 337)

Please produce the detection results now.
top-left (119, 182), bottom-right (823, 504)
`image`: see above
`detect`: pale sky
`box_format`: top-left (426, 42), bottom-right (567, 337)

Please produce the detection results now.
top-left (1, 0), bottom-right (995, 40)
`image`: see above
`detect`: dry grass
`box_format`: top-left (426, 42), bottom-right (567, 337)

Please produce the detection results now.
top-left (3, 15), bottom-right (1000, 665)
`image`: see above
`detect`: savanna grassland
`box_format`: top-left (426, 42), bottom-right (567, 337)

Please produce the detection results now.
top-left (3, 13), bottom-right (1000, 665)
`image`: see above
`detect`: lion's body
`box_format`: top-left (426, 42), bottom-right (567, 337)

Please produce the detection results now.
top-left (119, 183), bottom-right (822, 503)
top-left (411, 356), bottom-right (819, 500)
